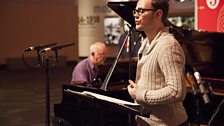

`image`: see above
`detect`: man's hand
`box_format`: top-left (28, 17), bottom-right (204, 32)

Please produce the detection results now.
top-left (127, 80), bottom-right (137, 100)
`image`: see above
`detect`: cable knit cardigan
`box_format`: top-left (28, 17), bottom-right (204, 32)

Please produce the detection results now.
top-left (135, 27), bottom-right (188, 126)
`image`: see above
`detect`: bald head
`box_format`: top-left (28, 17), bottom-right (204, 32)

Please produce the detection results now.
top-left (90, 42), bottom-right (107, 54)
top-left (89, 42), bottom-right (108, 66)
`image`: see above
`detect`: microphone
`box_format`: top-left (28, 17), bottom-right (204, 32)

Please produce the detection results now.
top-left (42, 43), bottom-right (75, 52)
top-left (193, 69), bottom-right (210, 104)
top-left (23, 43), bottom-right (57, 52)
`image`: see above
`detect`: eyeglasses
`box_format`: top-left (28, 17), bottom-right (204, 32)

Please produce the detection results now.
top-left (132, 8), bottom-right (156, 15)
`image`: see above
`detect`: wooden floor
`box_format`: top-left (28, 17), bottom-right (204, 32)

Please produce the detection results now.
top-left (0, 65), bottom-right (74, 126)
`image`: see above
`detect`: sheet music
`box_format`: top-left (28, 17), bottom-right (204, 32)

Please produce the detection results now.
top-left (65, 89), bottom-right (139, 106)
top-left (82, 91), bottom-right (139, 106)
top-left (65, 89), bottom-right (150, 118)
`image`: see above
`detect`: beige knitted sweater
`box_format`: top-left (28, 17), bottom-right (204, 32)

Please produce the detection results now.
top-left (135, 27), bottom-right (188, 126)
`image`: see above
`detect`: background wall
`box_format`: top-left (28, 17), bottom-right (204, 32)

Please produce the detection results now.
top-left (0, 0), bottom-right (79, 65)
top-left (0, 0), bottom-right (195, 65)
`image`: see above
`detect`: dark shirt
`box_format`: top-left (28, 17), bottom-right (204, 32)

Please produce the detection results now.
top-left (71, 57), bottom-right (99, 87)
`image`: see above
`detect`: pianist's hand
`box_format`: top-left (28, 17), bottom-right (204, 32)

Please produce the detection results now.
top-left (127, 80), bottom-right (137, 100)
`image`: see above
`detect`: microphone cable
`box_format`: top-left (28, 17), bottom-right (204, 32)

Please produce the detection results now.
top-left (21, 49), bottom-right (41, 69)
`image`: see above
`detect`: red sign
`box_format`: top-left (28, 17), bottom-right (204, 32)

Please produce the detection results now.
top-left (197, 0), bottom-right (224, 32)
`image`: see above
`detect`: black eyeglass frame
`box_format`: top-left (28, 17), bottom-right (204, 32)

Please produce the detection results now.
top-left (132, 8), bottom-right (156, 15)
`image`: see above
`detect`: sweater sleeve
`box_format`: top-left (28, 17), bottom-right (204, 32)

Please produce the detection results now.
top-left (136, 40), bottom-right (186, 105)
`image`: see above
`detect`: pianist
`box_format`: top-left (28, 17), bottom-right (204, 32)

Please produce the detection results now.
top-left (127, 0), bottom-right (189, 126)
top-left (71, 42), bottom-right (108, 87)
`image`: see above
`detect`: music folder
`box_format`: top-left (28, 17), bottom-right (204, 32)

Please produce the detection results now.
top-left (64, 89), bottom-right (150, 118)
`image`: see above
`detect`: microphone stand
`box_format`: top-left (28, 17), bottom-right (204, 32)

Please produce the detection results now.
top-left (38, 53), bottom-right (56, 126)
top-left (185, 72), bottom-right (200, 126)
top-left (39, 52), bottom-right (57, 126)
top-left (128, 28), bottom-right (134, 81)
top-left (22, 43), bottom-right (75, 126)
top-left (43, 57), bottom-right (51, 126)
top-left (31, 52), bottom-right (53, 126)
top-left (127, 27), bottom-right (135, 126)
top-left (100, 30), bottom-right (130, 90)
top-left (22, 46), bottom-right (53, 126)
top-left (40, 43), bottom-right (74, 126)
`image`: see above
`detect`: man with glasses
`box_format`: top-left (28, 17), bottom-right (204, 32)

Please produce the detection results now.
top-left (71, 42), bottom-right (108, 88)
top-left (127, 0), bottom-right (189, 125)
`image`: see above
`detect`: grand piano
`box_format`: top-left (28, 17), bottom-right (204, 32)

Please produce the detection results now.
top-left (54, 1), bottom-right (224, 126)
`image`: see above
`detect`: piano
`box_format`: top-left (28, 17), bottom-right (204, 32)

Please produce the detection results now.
top-left (176, 27), bottom-right (224, 125)
top-left (53, 60), bottom-right (139, 126)
top-left (54, 1), bottom-right (224, 126)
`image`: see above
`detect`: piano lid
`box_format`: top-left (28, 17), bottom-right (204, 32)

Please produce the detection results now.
top-left (176, 27), bottom-right (224, 78)
top-left (107, 1), bottom-right (136, 27)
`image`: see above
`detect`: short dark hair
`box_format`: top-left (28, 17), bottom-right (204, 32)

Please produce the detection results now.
top-left (151, 0), bottom-right (169, 25)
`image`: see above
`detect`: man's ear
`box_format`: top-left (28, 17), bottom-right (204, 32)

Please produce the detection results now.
top-left (156, 9), bottom-right (163, 18)
top-left (91, 52), bottom-right (95, 56)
